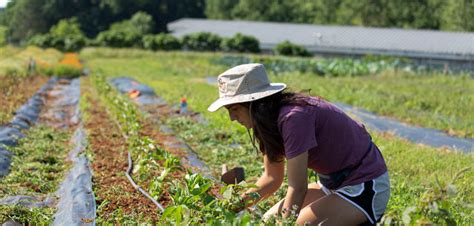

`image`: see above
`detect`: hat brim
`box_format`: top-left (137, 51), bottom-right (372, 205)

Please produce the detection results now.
top-left (207, 83), bottom-right (287, 112)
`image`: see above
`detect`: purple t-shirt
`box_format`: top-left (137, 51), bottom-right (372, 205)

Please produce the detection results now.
top-left (278, 97), bottom-right (387, 187)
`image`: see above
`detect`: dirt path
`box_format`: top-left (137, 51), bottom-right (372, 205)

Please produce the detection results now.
top-left (81, 79), bottom-right (162, 222)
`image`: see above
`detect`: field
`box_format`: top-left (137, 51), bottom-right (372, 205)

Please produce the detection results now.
top-left (0, 46), bottom-right (473, 224)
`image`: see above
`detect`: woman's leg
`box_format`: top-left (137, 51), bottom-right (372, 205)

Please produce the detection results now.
top-left (263, 182), bottom-right (326, 219)
top-left (296, 194), bottom-right (367, 225)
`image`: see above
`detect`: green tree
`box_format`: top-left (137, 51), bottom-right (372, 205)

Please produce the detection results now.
top-left (442, 0), bottom-right (474, 31)
top-left (231, 0), bottom-right (295, 22)
top-left (95, 12), bottom-right (154, 48)
top-left (0, 26), bottom-right (6, 46)
top-left (6, 0), bottom-right (49, 43)
top-left (221, 33), bottom-right (260, 53)
top-left (3, 0), bottom-right (206, 43)
top-left (205, 0), bottom-right (473, 31)
top-left (29, 17), bottom-right (87, 51)
top-left (205, 0), bottom-right (238, 19)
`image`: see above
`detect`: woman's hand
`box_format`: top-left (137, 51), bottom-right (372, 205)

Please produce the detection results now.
top-left (232, 192), bottom-right (261, 212)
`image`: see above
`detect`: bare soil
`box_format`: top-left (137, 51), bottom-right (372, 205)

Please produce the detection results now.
top-left (82, 80), bottom-right (163, 222)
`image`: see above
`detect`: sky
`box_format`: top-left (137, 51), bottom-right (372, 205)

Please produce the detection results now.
top-left (0, 0), bottom-right (9, 8)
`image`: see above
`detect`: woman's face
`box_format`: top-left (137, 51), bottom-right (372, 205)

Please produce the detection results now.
top-left (225, 104), bottom-right (252, 129)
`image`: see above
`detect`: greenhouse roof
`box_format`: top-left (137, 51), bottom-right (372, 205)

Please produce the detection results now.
top-left (169, 18), bottom-right (474, 60)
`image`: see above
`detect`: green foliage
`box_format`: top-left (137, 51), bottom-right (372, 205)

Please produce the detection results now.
top-left (3, 66), bottom-right (28, 77)
top-left (230, 0), bottom-right (295, 22)
top-left (28, 33), bottom-right (53, 48)
top-left (28, 17), bottom-right (87, 52)
top-left (204, 0), bottom-right (239, 20)
top-left (95, 29), bottom-right (140, 48)
top-left (4, 0), bottom-right (49, 43)
top-left (0, 205), bottom-right (55, 225)
top-left (274, 40), bottom-right (311, 57)
top-left (3, 0), bottom-right (206, 43)
top-left (441, 0), bottom-right (474, 31)
top-left (127, 11), bottom-right (155, 35)
top-left (397, 167), bottom-right (471, 225)
top-left (0, 126), bottom-right (70, 224)
top-left (221, 33), bottom-right (260, 53)
top-left (0, 25), bottom-right (6, 46)
top-left (96, 12), bottom-right (154, 48)
top-left (142, 33), bottom-right (182, 51)
top-left (213, 55), bottom-right (400, 76)
top-left (182, 32), bottom-right (222, 51)
top-left (35, 65), bottom-right (82, 78)
top-left (205, 0), bottom-right (474, 32)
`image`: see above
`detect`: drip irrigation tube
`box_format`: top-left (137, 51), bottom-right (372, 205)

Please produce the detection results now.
top-left (109, 111), bottom-right (165, 213)
top-left (125, 151), bottom-right (165, 213)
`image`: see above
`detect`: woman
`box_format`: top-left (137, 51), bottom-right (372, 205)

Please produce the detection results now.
top-left (208, 63), bottom-right (390, 225)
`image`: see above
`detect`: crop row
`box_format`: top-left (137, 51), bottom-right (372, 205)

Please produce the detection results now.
top-left (212, 55), bottom-right (404, 77)
top-left (0, 126), bottom-right (70, 223)
top-left (89, 74), bottom-right (276, 224)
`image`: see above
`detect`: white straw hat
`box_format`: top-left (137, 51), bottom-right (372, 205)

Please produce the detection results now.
top-left (208, 63), bottom-right (287, 112)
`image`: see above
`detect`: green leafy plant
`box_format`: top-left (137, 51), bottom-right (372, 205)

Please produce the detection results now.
top-left (182, 32), bottom-right (222, 51)
top-left (142, 33), bottom-right (181, 51)
top-left (221, 33), bottom-right (260, 53)
top-left (96, 12), bottom-right (154, 48)
top-left (274, 40), bottom-right (311, 57)
top-left (28, 18), bottom-right (87, 52)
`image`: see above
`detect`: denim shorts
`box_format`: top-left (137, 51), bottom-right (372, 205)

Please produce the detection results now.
top-left (318, 171), bottom-right (390, 224)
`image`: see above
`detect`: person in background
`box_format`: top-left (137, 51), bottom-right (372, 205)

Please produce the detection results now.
top-left (208, 63), bottom-right (390, 225)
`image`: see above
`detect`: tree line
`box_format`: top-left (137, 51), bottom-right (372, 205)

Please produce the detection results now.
top-left (0, 0), bottom-right (205, 43)
top-left (0, 0), bottom-right (472, 45)
top-left (206, 0), bottom-right (473, 32)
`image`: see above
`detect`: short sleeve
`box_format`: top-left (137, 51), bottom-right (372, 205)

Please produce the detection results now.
top-left (279, 110), bottom-right (317, 159)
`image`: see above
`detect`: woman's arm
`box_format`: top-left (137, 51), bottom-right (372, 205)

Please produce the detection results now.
top-left (281, 151), bottom-right (308, 217)
top-left (242, 154), bottom-right (285, 207)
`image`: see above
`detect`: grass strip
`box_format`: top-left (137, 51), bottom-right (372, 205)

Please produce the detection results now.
top-left (0, 126), bottom-right (70, 224)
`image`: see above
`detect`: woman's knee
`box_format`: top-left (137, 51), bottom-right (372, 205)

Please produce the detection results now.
top-left (296, 194), bottom-right (367, 225)
top-left (264, 184), bottom-right (325, 220)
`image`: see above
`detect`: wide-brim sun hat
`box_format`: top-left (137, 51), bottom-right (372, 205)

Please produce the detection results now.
top-left (208, 63), bottom-right (287, 112)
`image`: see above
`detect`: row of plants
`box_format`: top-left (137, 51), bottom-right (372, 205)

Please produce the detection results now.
top-left (0, 126), bottom-right (71, 224)
top-left (80, 77), bottom-right (163, 222)
top-left (81, 48), bottom-right (473, 224)
top-left (212, 54), bottom-right (404, 76)
top-left (89, 73), bottom-right (272, 224)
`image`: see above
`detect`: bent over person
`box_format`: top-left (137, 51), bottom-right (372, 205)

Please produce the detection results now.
top-left (208, 64), bottom-right (390, 225)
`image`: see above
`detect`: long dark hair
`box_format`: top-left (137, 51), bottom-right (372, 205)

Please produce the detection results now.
top-left (242, 91), bottom-right (315, 162)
